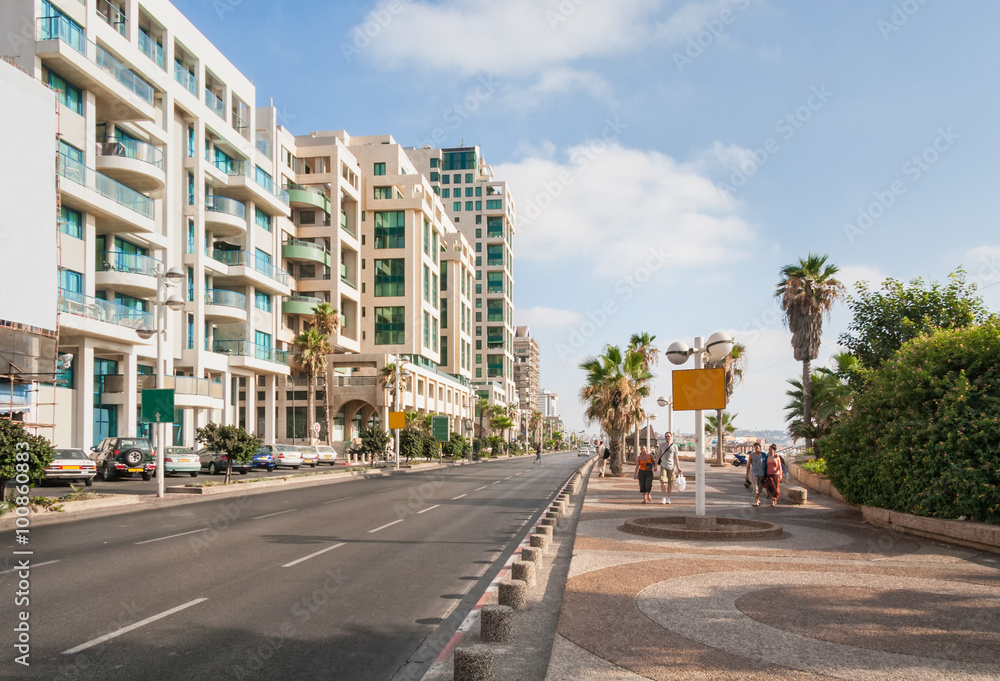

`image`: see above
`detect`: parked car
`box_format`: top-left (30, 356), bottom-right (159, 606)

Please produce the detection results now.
top-left (261, 444), bottom-right (303, 470)
top-left (91, 437), bottom-right (156, 481)
top-left (164, 447), bottom-right (200, 477)
top-left (43, 448), bottom-right (97, 486)
top-left (312, 445), bottom-right (339, 465)
top-left (198, 449), bottom-right (250, 475)
top-left (297, 445), bottom-right (319, 468)
top-left (252, 448), bottom-right (276, 472)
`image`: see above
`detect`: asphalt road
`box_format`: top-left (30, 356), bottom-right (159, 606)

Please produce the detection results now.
top-left (0, 452), bottom-right (585, 681)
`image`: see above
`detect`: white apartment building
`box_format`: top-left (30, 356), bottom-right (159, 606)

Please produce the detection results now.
top-left (539, 390), bottom-right (559, 418)
top-left (0, 0), bottom-right (479, 450)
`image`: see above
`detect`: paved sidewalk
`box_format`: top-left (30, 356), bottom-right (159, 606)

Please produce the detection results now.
top-left (545, 462), bottom-right (1000, 681)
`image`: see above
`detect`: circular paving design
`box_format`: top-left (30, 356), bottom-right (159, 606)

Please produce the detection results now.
top-left (623, 515), bottom-right (783, 541)
top-left (637, 571), bottom-right (1000, 680)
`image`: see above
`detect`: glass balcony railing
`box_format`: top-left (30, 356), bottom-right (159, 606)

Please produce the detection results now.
top-left (232, 110), bottom-right (248, 133)
top-left (204, 288), bottom-right (246, 309)
top-left (58, 289), bottom-right (152, 329)
top-left (212, 158), bottom-right (290, 205)
top-left (205, 195), bottom-right (246, 219)
top-left (96, 137), bottom-right (164, 170)
top-left (97, 0), bottom-right (127, 36)
top-left (60, 153), bottom-right (154, 218)
top-left (96, 251), bottom-right (161, 276)
top-left (38, 16), bottom-right (154, 104)
top-left (255, 132), bottom-right (271, 156)
top-left (136, 374), bottom-right (224, 399)
top-left (174, 60), bottom-right (197, 95)
top-left (137, 28), bottom-right (164, 69)
top-left (212, 340), bottom-right (290, 365)
top-left (211, 249), bottom-right (289, 285)
top-left (205, 88), bottom-right (225, 119)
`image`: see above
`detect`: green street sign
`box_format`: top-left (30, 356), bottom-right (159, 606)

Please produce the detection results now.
top-left (141, 389), bottom-right (175, 423)
top-left (432, 415), bottom-right (450, 442)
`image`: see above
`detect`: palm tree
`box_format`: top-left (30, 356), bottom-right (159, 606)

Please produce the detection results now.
top-left (310, 303), bottom-right (339, 445)
top-left (490, 414), bottom-right (514, 447)
top-left (292, 327), bottom-right (332, 444)
top-left (704, 341), bottom-right (748, 465)
top-left (529, 410), bottom-right (542, 445)
top-left (579, 344), bottom-right (652, 475)
top-left (705, 412), bottom-right (738, 440)
top-left (628, 332), bottom-right (659, 372)
top-left (784, 352), bottom-right (856, 455)
top-left (475, 397), bottom-right (490, 439)
top-left (775, 254), bottom-right (845, 451)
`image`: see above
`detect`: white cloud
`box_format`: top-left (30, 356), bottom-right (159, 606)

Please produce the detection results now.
top-left (495, 141), bottom-right (755, 277)
top-left (516, 306), bottom-right (585, 330)
top-left (836, 264), bottom-right (888, 293)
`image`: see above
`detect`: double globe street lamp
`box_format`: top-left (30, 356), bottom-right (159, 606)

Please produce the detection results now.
top-left (665, 331), bottom-right (735, 517)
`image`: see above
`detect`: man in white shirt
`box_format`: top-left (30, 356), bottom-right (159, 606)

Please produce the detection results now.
top-left (656, 432), bottom-right (682, 504)
top-left (596, 440), bottom-right (609, 477)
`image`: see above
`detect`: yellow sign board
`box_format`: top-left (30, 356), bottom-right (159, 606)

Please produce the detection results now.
top-left (388, 411), bottom-right (407, 430)
top-left (672, 368), bottom-right (726, 411)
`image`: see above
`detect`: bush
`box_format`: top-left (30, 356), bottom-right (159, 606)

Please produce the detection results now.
top-left (360, 426), bottom-right (391, 461)
top-left (442, 433), bottom-right (470, 459)
top-left (399, 430), bottom-right (422, 463)
top-left (825, 319), bottom-right (1000, 524)
top-left (0, 418), bottom-right (55, 499)
top-left (799, 458), bottom-right (827, 476)
top-left (422, 434), bottom-right (441, 460)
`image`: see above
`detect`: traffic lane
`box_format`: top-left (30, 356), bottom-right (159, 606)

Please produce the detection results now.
top-left (6, 458), bottom-right (577, 679)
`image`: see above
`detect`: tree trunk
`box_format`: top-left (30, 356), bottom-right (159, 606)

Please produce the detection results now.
top-left (225, 457), bottom-right (232, 485)
top-left (802, 359), bottom-right (813, 451)
top-left (715, 408), bottom-right (725, 465)
top-left (308, 371), bottom-right (317, 445)
top-left (610, 434), bottom-right (624, 475)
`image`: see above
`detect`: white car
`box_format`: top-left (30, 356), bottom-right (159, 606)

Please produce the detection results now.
top-left (297, 445), bottom-right (319, 468)
top-left (44, 448), bottom-right (97, 486)
top-left (577, 445), bottom-right (595, 457)
top-left (312, 445), bottom-right (339, 465)
top-left (263, 444), bottom-right (303, 469)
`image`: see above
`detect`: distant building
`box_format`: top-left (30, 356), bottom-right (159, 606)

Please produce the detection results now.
top-left (512, 326), bottom-right (539, 413)
top-left (538, 390), bottom-right (558, 417)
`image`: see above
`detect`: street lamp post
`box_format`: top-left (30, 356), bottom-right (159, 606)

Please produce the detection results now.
top-left (136, 265), bottom-right (186, 499)
top-left (656, 395), bottom-right (673, 436)
top-left (391, 359), bottom-right (411, 471)
top-left (665, 332), bottom-right (734, 517)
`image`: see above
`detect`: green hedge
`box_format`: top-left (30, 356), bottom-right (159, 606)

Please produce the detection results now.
top-left (825, 319), bottom-right (1000, 524)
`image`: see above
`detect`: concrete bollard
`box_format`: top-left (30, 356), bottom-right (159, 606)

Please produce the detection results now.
top-left (544, 511), bottom-right (559, 524)
top-left (498, 579), bottom-right (527, 610)
top-left (552, 502), bottom-right (567, 517)
top-left (540, 517), bottom-right (556, 529)
top-left (520, 546), bottom-right (543, 570)
top-left (511, 559), bottom-right (536, 585)
top-left (454, 645), bottom-right (494, 681)
top-left (480, 604), bottom-right (514, 643)
top-left (529, 533), bottom-right (550, 553)
top-left (536, 524), bottom-right (554, 539)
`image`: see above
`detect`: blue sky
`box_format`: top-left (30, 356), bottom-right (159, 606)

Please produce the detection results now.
top-left (172, 0), bottom-right (1000, 436)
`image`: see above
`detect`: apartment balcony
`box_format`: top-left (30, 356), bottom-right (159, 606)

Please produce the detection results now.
top-left (285, 183), bottom-right (331, 214)
top-left (58, 290), bottom-right (152, 344)
top-left (211, 340), bottom-right (291, 375)
top-left (204, 195), bottom-right (247, 237)
top-left (212, 158), bottom-right (289, 216)
top-left (137, 28), bottom-right (164, 70)
top-left (173, 61), bottom-right (197, 97)
top-left (282, 295), bottom-right (324, 316)
top-left (281, 240), bottom-right (330, 267)
top-left (36, 16), bottom-right (156, 122)
top-left (59, 153), bottom-right (155, 235)
top-left (203, 288), bottom-right (247, 322)
top-left (101, 374), bottom-right (224, 410)
top-left (95, 138), bottom-right (165, 192)
top-left (205, 88), bottom-right (225, 120)
top-left (211, 249), bottom-right (291, 297)
top-left (95, 251), bottom-right (161, 297)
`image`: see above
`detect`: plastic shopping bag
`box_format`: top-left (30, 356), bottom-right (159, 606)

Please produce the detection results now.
top-left (676, 473), bottom-right (687, 492)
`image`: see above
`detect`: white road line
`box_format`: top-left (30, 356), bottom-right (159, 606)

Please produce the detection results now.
top-left (417, 505), bottom-right (440, 514)
top-left (253, 509), bottom-right (297, 520)
top-left (491, 481), bottom-right (501, 485)
top-left (452, 494), bottom-right (467, 500)
top-left (475, 486), bottom-right (488, 491)
top-left (61, 598), bottom-right (209, 654)
top-left (281, 542), bottom-right (346, 568)
top-left (368, 519), bottom-right (404, 534)
top-left (504, 476), bottom-right (513, 480)
top-left (375, 486), bottom-right (394, 492)
top-left (134, 529), bottom-right (208, 545)
top-left (323, 496), bottom-right (355, 505)
top-left (0, 560), bottom-right (59, 575)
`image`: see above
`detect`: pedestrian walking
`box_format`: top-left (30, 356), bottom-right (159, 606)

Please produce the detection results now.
top-left (744, 441), bottom-right (767, 507)
top-left (534, 442), bottom-right (542, 466)
top-left (633, 445), bottom-right (656, 503)
top-left (655, 432), bottom-right (682, 504)
top-left (597, 440), bottom-right (610, 477)
top-left (764, 443), bottom-right (783, 505)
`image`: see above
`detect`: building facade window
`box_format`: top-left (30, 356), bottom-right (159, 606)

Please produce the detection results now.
top-left (373, 185), bottom-right (392, 199)
top-left (486, 200), bottom-right (502, 210)
top-left (373, 162), bottom-right (386, 176)
top-left (374, 306), bottom-right (405, 345)
top-left (373, 259), bottom-right (404, 297)
top-left (255, 208), bottom-right (271, 232)
top-left (374, 211), bottom-right (405, 248)
top-left (59, 206), bottom-right (82, 239)
top-left (44, 67), bottom-right (82, 115)
top-left (255, 291), bottom-right (271, 312)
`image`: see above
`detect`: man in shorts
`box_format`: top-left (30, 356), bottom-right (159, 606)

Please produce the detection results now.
top-left (597, 440), bottom-right (609, 477)
top-left (656, 432), bottom-right (682, 504)
top-left (745, 441), bottom-right (767, 506)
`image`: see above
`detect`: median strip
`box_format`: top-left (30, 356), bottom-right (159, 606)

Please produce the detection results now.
top-left (253, 509), bottom-right (297, 520)
top-left (368, 519), bottom-right (404, 534)
top-left (281, 542), bottom-right (346, 568)
top-left (61, 598), bottom-right (209, 654)
top-left (134, 528), bottom-right (209, 545)
top-left (417, 505), bottom-right (440, 515)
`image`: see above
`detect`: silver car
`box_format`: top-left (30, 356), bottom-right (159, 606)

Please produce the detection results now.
top-left (312, 445), bottom-right (339, 465)
top-left (44, 448), bottom-right (97, 486)
top-left (297, 445), bottom-right (319, 468)
top-left (264, 443), bottom-right (303, 470)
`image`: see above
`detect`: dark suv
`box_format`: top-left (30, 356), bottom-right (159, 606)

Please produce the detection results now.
top-left (91, 437), bottom-right (156, 481)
